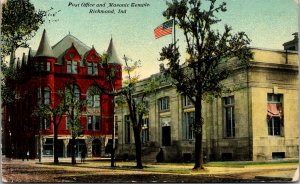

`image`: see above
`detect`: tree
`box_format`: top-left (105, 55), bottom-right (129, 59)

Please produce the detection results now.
top-left (1, 0), bottom-right (60, 63)
top-left (32, 90), bottom-right (70, 164)
top-left (64, 84), bottom-right (84, 165)
top-left (98, 54), bottom-right (159, 169)
top-left (2, 0), bottom-right (45, 65)
top-left (121, 56), bottom-right (160, 169)
top-left (160, 0), bottom-right (253, 170)
top-left (32, 81), bottom-right (84, 165)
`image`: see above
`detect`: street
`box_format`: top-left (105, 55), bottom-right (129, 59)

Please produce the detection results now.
top-left (2, 157), bottom-right (298, 183)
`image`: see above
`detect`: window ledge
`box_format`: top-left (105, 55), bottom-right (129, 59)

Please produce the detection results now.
top-left (268, 135), bottom-right (284, 138)
top-left (223, 137), bottom-right (236, 139)
top-left (159, 109), bottom-right (170, 112)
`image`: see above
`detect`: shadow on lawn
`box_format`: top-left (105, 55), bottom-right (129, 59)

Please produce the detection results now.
top-left (55, 173), bottom-right (259, 183)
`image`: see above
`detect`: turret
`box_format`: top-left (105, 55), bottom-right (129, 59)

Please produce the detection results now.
top-left (33, 29), bottom-right (56, 102)
top-left (106, 37), bottom-right (122, 90)
top-left (35, 29), bottom-right (55, 58)
top-left (106, 37), bottom-right (122, 65)
top-left (34, 29), bottom-right (57, 73)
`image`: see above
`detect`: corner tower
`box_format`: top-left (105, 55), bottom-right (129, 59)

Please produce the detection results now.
top-left (33, 29), bottom-right (57, 106)
top-left (106, 37), bottom-right (122, 89)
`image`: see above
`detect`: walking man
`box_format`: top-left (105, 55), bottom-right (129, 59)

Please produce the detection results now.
top-left (26, 150), bottom-right (29, 161)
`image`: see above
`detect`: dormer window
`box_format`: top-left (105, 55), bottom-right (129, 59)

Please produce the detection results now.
top-left (67, 60), bottom-right (78, 74)
top-left (88, 62), bottom-right (98, 75)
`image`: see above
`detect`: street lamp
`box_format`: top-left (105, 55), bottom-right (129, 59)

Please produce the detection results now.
top-left (9, 131), bottom-right (11, 159)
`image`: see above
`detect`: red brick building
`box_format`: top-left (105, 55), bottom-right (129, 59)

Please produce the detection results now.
top-left (3, 30), bottom-right (122, 159)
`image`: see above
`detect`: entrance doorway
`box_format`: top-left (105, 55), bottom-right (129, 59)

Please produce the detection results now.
top-left (67, 139), bottom-right (86, 157)
top-left (92, 139), bottom-right (101, 157)
top-left (162, 126), bottom-right (171, 146)
top-left (57, 140), bottom-right (64, 157)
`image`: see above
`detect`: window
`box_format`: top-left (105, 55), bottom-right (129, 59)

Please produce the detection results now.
top-left (158, 97), bottom-right (170, 111)
top-left (267, 94), bottom-right (283, 136)
top-left (74, 86), bottom-right (80, 101)
top-left (88, 62), bottom-right (98, 75)
top-left (87, 86), bottom-right (100, 108)
top-left (43, 139), bottom-right (53, 155)
top-left (44, 87), bottom-right (50, 105)
top-left (124, 115), bottom-right (131, 144)
top-left (47, 62), bottom-right (51, 71)
top-left (66, 115), bottom-right (70, 129)
top-left (36, 87), bottom-right (51, 105)
top-left (182, 95), bottom-right (193, 107)
top-left (223, 96), bottom-right (235, 138)
top-left (183, 112), bottom-right (194, 140)
top-left (40, 117), bottom-right (50, 130)
top-left (95, 116), bottom-right (100, 130)
top-left (87, 116), bottom-right (100, 131)
top-left (66, 85), bottom-right (80, 102)
top-left (88, 116), bottom-right (93, 130)
top-left (67, 60), bottom-right (78, 74)
top-left (34, 62), bottom-right (50, 72)
top-left (141, 118), bottom-right (149, 143)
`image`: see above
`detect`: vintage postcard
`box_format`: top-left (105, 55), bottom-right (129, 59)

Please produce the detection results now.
top-left (1, 0), bottom-right (299, 183)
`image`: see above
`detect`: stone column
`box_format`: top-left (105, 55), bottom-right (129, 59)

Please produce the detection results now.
top-left (63, 139), bottom-right (69, 158)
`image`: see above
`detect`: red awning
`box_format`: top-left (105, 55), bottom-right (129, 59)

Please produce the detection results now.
top-left (267, 103), bottom-right (283, 118)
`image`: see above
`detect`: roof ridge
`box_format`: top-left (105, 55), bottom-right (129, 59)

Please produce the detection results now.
top-left (52, 34), bottom-right (91, 50)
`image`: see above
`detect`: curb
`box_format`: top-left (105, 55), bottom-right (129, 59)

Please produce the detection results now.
top-left (255, 176), bottom-right (292, 181)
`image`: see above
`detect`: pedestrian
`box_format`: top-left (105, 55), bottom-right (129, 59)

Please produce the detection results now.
top-left (26, 150), bottom-right (29, 161)
top-left (81, 149), bottom-right (86, 163)
top-left (156, 148), bottom-right (164, 163)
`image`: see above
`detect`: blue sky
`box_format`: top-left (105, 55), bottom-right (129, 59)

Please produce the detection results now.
top-left (15, 0), bottom-right (298, 78)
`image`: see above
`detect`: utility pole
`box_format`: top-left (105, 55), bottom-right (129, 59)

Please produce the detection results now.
top-left (38, 70), bottom-right (42, 163)
top-left (111, 96), bottom-right (116, 167)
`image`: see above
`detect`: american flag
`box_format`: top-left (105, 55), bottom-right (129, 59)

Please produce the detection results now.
top-left (154, 20), bottom-right (173, 39)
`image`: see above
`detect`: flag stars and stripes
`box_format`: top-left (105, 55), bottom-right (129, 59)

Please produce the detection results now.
top-left (154, 20), bottom-right (173, 39)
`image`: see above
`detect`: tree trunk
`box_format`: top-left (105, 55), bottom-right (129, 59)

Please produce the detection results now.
top-left (9, 45), bottom-right (15, 67)
top-left (193, 96), bottom-right (204, 170)
top-left (53, 125), bottom-right (59, 164)
top-left (133, 127), bottom-right (143, 169)
top-left (71, 136), bottom-right (76, 165)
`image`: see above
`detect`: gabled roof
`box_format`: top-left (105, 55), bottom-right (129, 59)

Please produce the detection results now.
top-left (83, 46), bottom-right (101, 62)
top-left (35, 29), bottom-right (55, 58)
top-left (52, 34), bottom-right (91, 65)
top-left (107, 38), bottom-right (122, 65)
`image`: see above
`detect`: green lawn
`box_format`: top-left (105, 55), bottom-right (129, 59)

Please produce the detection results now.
top-left (205, 159), bottom-right (299, 167)
top-left (39, 159), bottom-right (299, 175)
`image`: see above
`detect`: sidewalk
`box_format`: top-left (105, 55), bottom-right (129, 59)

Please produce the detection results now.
top-left (254, 166), bottom-right (299, 182)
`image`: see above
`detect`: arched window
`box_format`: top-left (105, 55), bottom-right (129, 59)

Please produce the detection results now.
top-left (87, 86), bottom-right (100, 108)
top-left (65, 84), bottom-right (81, 102)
